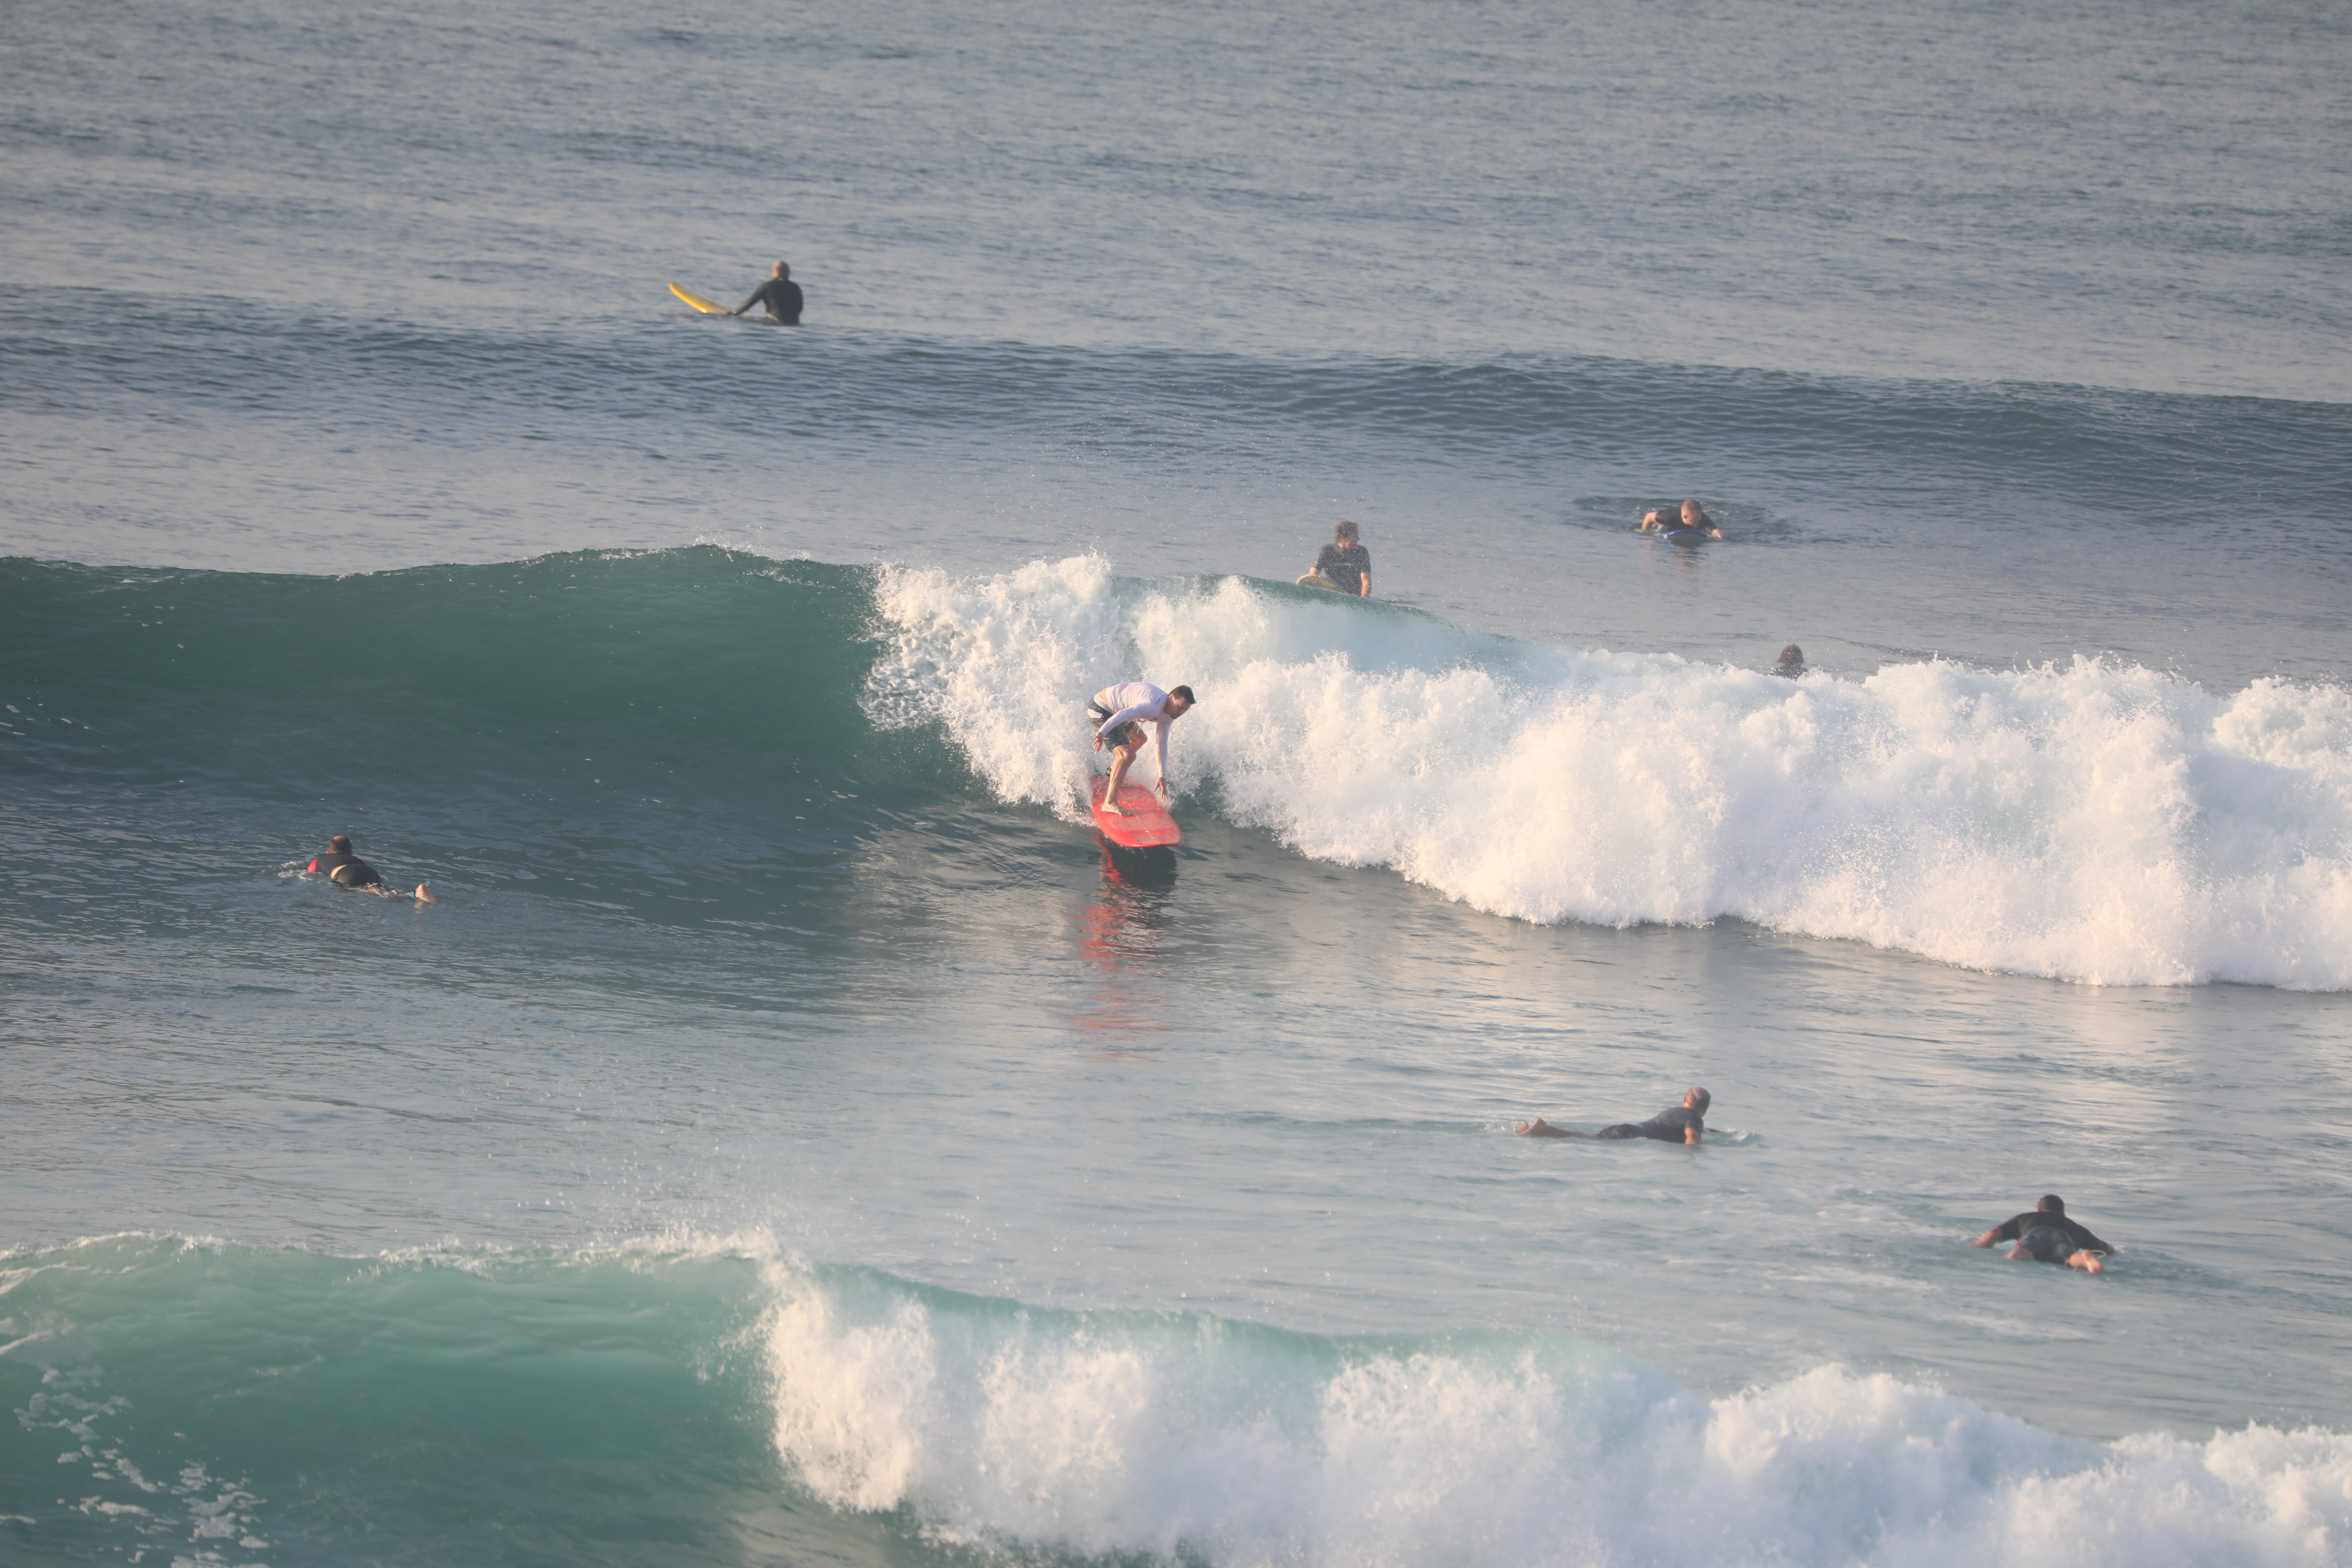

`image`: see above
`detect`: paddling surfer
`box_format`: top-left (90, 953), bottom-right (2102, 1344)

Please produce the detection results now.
top-left (1088, 682), bottom-right (1197, 816)
top-left (731, 261), bottom-right (803, 324)
top-left (1640, 500), bottom-right (1722, 539)
top-left (1973, 1194), bottom-right (2113, 1274)
top-left (1518, 1086), bottom-right (1709, 1144)
top-left (306, 834), bottom-right (435, 902)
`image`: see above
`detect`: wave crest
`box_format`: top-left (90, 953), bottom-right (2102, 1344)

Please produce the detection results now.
top-left (765, 1264), bottom-right (2352, 1568)
top-left (874, 559), bottom-right (2352, 987)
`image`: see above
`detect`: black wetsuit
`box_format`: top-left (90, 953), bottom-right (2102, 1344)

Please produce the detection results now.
top-left (1315, 542), bottom-right (1371, 595)
top-left (745, 277), bottom-right (803, 324)
top-left (1596, 1105), bottom-right (1704, 1142)
top-left (1988, 1211), bottom-right (2112, 1259)
top-left (308, 851), bottom-right (382, 889)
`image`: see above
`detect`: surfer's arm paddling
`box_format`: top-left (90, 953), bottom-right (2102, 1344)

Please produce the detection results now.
top-left (1087, 682), bottom-right (1197, 816)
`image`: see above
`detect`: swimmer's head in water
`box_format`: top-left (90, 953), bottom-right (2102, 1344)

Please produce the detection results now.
top-left (1681, 500), bottom-right (1705, 524)
top-left (1334, 520), bottom-right (1359, 544)
top-left (1686, 1086), bottom-right (1711, 1112)
top-left (2037, 1194), bottom-right (2066, 1214)
top-left (329, 834), bottom-right (353, 853)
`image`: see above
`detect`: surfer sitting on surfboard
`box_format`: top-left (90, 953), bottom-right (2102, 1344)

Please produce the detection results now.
top-left (1640, 500), bottom-right (1722, 540)
top-left (730, 261), bottom-right (803, 324)
top-left (1307, 520), bottom-right (1372, 596)
top-left (1087, 682), bottom-right (1197, 816)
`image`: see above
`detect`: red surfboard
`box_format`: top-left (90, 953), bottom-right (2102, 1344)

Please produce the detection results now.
top-left (1090, 775), bottom-right (1182, 849)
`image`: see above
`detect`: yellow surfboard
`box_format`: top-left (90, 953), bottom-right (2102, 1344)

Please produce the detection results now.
top-left (669, 282), bottom-right (728, 314)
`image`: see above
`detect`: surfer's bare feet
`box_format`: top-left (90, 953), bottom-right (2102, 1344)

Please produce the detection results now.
top-left (1517, 1118), bottom-right (1577, 1138)
top-left (1104, 803), bottom-right (1127, 817)
top-left (414, 882), bottom-right (436, 903)
top-left (2070, 1251), bottom-right (2105, 1274)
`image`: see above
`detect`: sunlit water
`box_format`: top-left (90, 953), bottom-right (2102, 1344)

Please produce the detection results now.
top-left (5, 1), bottom-right (2351, 1564)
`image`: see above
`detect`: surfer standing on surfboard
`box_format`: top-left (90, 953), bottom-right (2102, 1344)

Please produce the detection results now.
top-left (1087, 682), bottom-right (1196, 816)
top-left (730, 261), bottom-right (803, 324)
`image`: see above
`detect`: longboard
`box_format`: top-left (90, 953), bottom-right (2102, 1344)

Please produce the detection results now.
top-left (669, 282), bottom-right (728, 314)
top-left (1090, 775), bottom-right (1182, 849)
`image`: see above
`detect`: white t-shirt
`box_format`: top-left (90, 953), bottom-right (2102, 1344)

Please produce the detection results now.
top-left (1092, 682), bottom-right (1178, 779)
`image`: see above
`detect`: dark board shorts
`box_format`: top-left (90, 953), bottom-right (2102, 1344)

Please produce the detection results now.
top-left (2016, 1225), bottom-right (2079, 1262)
top-left (1087, 705), bottom-right (1145, 752)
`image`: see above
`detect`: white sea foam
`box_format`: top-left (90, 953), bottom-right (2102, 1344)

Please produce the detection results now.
top-left (763, 1264), bottom-right (2352, 1568)
top-left (871, 560), bottom-right (2352, 988)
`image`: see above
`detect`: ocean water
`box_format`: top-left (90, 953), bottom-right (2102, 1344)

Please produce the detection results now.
top-left (5, 1), bottom-right (2352, 1565)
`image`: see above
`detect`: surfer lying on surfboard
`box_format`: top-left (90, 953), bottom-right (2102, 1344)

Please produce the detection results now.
top-left (306, 834), bottom-right (435, 902)
top-left (1087, 681), bottom-right (1196, 815)
top-left (1640, 499), bottom-right (1723, 540)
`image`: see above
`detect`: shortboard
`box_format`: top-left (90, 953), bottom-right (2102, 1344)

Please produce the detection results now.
top-left (669, 282), bottom-right (729, 314)
top-left (1296, 572), bottom-right (1342, 590)
top-left (1090, 775), bottom-right (1182, 849)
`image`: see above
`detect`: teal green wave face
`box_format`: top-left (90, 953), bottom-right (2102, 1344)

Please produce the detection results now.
top-left (0, 548), bottom-right (946, 803)
top-left (0, 1239), bottom-right (814, 1567)
top-left (0, 547), bottom-right (1001, 936)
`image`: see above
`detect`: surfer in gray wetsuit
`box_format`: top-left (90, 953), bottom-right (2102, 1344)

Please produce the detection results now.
top-left (731, 261), bottom-right (803, 324)
top-left (306, 835), bottom-right (435, 902)
top-left (1518, 1086), bottom-right (1709, 1145)
top-left (1640, 500), bottom-right (1723, 539)
top-left (1973, 1195), bottom-right (2112, 1274)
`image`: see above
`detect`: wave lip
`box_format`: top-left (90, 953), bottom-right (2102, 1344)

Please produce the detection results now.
top-left (873, 559), bottom-right (2352, 989)
top-left (9, 1237), bottom-right (2349, 1568)
top-left (765, 1264), bottom-right (2352, 1568)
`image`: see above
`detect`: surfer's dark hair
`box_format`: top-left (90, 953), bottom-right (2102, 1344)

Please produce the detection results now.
top-left (2037, 1195), bottom-right (2065, 1213)
top-left (329, 834), bottom-right (352, 853)
top-left (1170, 685), bottom-right (1196, 704)
top-left (1335, 519), bottom-right (1359, 542)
